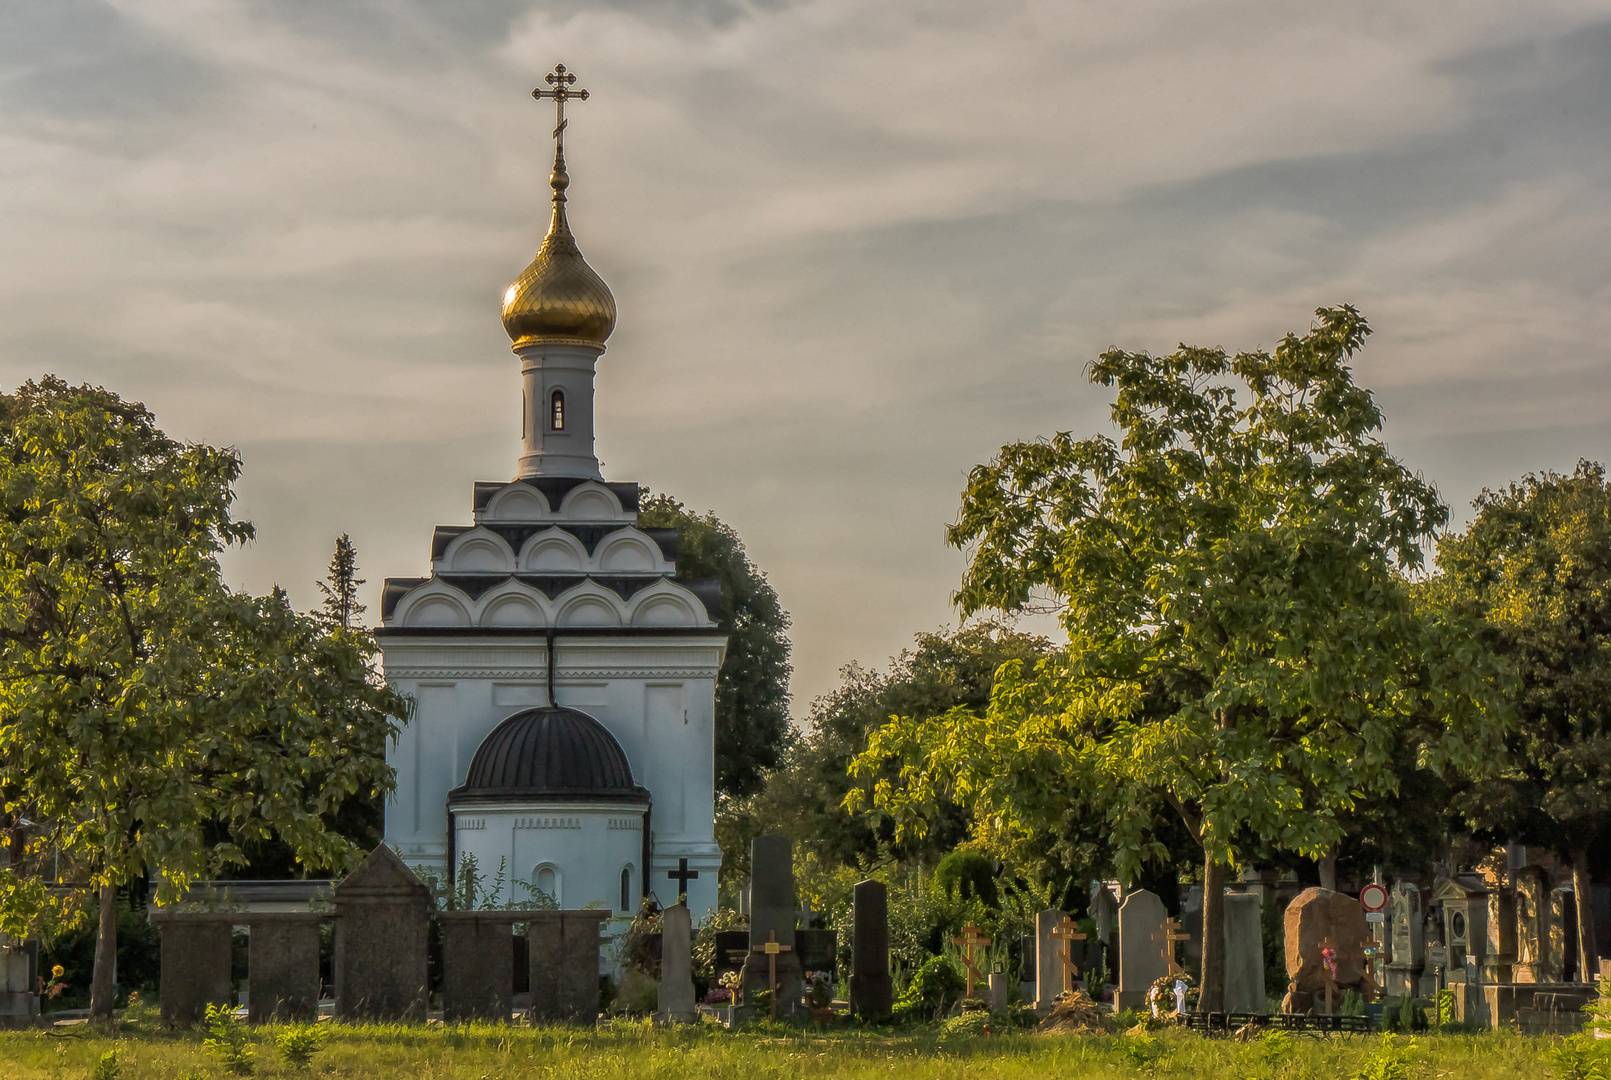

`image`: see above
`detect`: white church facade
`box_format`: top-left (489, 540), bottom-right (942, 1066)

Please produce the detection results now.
top-left (377, 67), bottom-right (724, 921)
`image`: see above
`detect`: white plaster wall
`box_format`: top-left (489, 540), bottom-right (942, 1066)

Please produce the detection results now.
top-left (382, 635), bottom-right (725, 919)
top-left (453, 803), bottom-right (644, 913)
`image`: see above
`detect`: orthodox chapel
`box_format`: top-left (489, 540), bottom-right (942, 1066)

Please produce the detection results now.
top-left (377, 67), bottom-right (723, 921)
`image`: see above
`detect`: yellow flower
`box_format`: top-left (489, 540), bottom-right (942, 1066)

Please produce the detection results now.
top-left (51, 965), bottom-right (64, 979)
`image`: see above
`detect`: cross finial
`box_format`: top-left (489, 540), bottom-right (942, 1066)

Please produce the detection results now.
top-left (532, 63), bottom-right (591, 149)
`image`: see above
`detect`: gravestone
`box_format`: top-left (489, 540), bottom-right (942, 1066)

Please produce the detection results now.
top-left (1089, 882), bottom-right (1120, 980)
top-left (1280, 887), bottom-right (1370, 1013)
top-left (1482, 886), bottom-right (1517, 983)
top-left (438, 911), bottom-right (520, 1022)
top-left (528, 910), bottom-right (610, 1022)
top-left (714, 930), bottom-right (750, 983)
top-left (150, 911), bottom-right (234, 1028)
top-left (1434, 876), bottom-right (1489, 976)
top-left (0, 932), bottom-right (37, 1024)
top-left (1033, 908), bottom-right (1066, 1011)
top-left (657, 905), bottom-right (697, 1023)
top-left (246, 913), bottom-right (323, 1022)
top-left (849, 879), bottom-right (891, 1020)
top-left (986, 971), bottom-right (1009, 1013)
top-left (740, 834), bottom-right (803, 1018)
top-left (332, 844), bottom-right (431, 1020)
top-left (1222, 892), bottom-right (1265, 1014)
top-left (1385, 882), bottom-right (1423, 996)
top-left (1512, 866), bottom-right (1549, 983)
top-left (1548, 886), bottom-right (1576, 983)
top-left (1115, 890), bottom-right (1167, 1012)
top-left (795, 928), bottom-right (838, 975)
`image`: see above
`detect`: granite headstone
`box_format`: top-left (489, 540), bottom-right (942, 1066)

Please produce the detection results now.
top-left (849, 879), bottom-right (891, 1020)
top-left (656, 905), bottom-right (697, 1023)
top-left (332, 845), bottom-right (431, 1020)
top-left (1116, 890), bottom-right (1168, 1012)
top-left (1222, 892), bottom-right (1265, 1014)
top-left (741, 834), bottom-right (804, 1017)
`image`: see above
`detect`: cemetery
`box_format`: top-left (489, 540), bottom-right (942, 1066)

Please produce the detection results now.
top-left (2, 47), bottom-right (1611, 1080)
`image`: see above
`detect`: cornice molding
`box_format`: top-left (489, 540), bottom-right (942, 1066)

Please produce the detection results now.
top-left (386, 667), bottom-right (717, 680)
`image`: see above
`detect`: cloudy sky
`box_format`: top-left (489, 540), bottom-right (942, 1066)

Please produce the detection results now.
top-left (4, 1), bottom-right (1611, 711)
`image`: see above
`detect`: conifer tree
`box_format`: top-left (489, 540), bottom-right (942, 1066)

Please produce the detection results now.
top-left (317, 533), bottom-right (366, 630)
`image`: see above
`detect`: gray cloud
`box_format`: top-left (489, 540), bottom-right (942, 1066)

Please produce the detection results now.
top-left (3, 1), bottom-right (1611, 708)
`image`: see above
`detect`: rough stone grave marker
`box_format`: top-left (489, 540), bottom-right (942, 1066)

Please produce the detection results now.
top-left (1033, 909), bottom-right (1067, 1011)
top-left (656, 904), bottom-right (697, 1023)
top-left (150, 911), bottom-right (234, 1028)
top-left (740, 834), bottom-right (803, 1019)
top-left (528, 910), bottom-right (610, 1022)
top-left (1115, 890), bottom-right (1167, 1012)
top-left (438, 911), bottom-right (521, 1022)
top-left (246, 913), bottom-right (323, 1022)
top-left (1222, 892), bottom-right (1265, 1014)
top-left (333, 844), bottom-right (431, 1021)
top-left (849, 879), bottom-right (891, 1021)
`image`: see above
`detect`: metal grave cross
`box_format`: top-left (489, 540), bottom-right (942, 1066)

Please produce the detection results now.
top-left (1050, 916), bottom-right (1087, 994)
top-left (950, 921), bottom-right (992, 999)
top-left (1162, 918), bottom-right (1190, 977)
top-left (751, 929), bottom-right (793, 1018)
top-left (531, 62), bottom-right (590, 144)
top-left (666, 859), bottom-right (699, 905)
top-left (798, 898), bottom-right (814, 929)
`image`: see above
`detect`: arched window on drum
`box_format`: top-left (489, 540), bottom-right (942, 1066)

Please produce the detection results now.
top-left (549, 389), bottom-right (565, 431)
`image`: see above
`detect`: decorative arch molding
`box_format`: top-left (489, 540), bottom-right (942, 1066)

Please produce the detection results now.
top-left (395, 586), bottom-right (474, 628)
top-left (596, 531), bottom-right (663, 573)
top-left (627, 582), bottom-right (704, 628)
top-left (519, 528), bottom-right (589, 573)
top-left (484, 484), bottom-right (552, 523)
top-left (559, 481), bottom-right (634, 524)
top-left (440, 527), bottom-right (515, 573)
top-left (481, 592), bottom-right (547, 628)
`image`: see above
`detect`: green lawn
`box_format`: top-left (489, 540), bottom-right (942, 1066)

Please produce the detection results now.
top-left (0, 1020), bottom-right (1586, 1080)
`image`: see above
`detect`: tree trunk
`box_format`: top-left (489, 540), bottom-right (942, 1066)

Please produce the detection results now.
top-left (90, 882), bottom-right (117, 1020)
top-left (1199, 853), bottom-right (1227, 1013)
top-left (1318, 855), bottom-right (1337, 892)
top-left (1572, 846), bottom-right (1599, 984)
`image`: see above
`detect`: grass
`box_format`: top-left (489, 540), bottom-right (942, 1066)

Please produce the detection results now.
top-left (0, 1020), bottom-right (1581, 1080)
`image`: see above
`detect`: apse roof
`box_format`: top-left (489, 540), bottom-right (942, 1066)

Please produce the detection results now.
top-left (449, 705), bottom-right (650, 806)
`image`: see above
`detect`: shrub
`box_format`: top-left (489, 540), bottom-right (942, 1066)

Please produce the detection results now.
top-left (893, 954), bottom-right (965, 1021)
top-left (934, 850), bottom-right (997, 908)
top-left (90, 1049), bottom-right (120, 1080)
top-left (275, 1025), bottom-right (325, 1069)
top-left (1353, 1034), bottom-right (1421, 1080)
top-left (1549, 1034), bottom-right (1609, 1080)
top-left (203, 1003), bottom-right (255, 1076)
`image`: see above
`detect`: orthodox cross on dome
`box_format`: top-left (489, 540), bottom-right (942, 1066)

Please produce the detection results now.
top-left (532, 63), bottom-right (590, 151)
top-left (667, 858), bottom-right (699, 905)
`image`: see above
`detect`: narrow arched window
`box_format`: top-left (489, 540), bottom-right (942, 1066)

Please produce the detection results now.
top-left (535, 864), bottom-right (558, 903)
top-left (550, 389), bottom-right (565, 431)
top-left (620, 866), bottom-right (632, 913)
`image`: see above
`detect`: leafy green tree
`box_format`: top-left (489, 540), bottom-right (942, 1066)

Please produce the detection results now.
top-left (721, 621), bottom-right (1053, 883)
top-left (638, 492), bottom-right (792, 798)
top-left (1433, 460), bottom-right (1611, 980)
top-left (0, 378), bottom-right (409, 1018)
top-left (850, 307), bottom-right (1504, 1011)
top-left (317, 533), bottom-right (366, 630)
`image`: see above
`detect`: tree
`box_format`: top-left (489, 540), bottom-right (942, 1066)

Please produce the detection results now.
top-left (1433, 460), bottom-right (1611, 981)
top-left (0, 378), bottom-right (410, 1018)
top-left (317, 533), bottom-right (366, 630)
top-left (638, 492), bottom-right (792, 798)
top-left (723, 621), bottom-right (1053, 879)
top-left (850, 307), bottom-right (1503, 1010)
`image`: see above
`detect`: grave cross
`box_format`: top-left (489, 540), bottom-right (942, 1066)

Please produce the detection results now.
top-left (751, 929), bottom-right (793, 1018)
top-left (1049, 916), bottom-right (1087, 994)
top-left (1320, 936), bottom-right (1338, 1015)
top-left (798, 898), bottom-right (814, 929)
top-left (950, 922), bottom-right (992, 999)
top-left (1162, 918), bottom-right (1190, 977)
top-left (666, 859), bottom-right (699, 905)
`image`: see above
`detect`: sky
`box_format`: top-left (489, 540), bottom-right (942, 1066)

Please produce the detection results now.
top-left (4, 1), bottom-right (1611, 714)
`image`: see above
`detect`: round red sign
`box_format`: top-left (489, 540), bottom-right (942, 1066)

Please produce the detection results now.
top-left (1359, 883), bottom-right (1389, 913)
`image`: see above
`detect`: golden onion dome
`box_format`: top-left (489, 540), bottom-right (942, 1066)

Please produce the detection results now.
top-left (501, 145), bottom-right (616, 350)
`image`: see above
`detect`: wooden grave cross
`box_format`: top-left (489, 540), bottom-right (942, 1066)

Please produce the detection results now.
top-left (1320, 936), bottom-right (1338, 1015)
top-left (1162, 918), bottom-right (1190, 977)
top-left (950, 922), bottom-right (992, 999)
top-left (752, 929), bottom-right (793, 1018)
top-left (1049, 916), bottom-right (1087, 994)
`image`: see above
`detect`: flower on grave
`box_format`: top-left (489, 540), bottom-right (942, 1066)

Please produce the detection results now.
top-left (51, 965), bottom-right (64, 978)
top-left (1321, 947), bottom-right (1338, 982)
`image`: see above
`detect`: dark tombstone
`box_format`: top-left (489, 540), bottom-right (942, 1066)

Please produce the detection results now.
top-left (795, 929), bottom-right (838, 975)
top-left (740, 834), bottom-right (804, 1018)
top-left (714, 930), bottom-right (750, 982)
top-left (332, 844), bottom-right (431, 1020)
top-left (849, 879), bottom-right (891, 1021)
top-left (246, 914), bottom-right (323, 1022)
top-left (151, 912), bottom-right (233, 1028)
top-left (528, 910), bottom-right (610, 1023)
top-left (439, 911), bottom-right (521, 1022)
